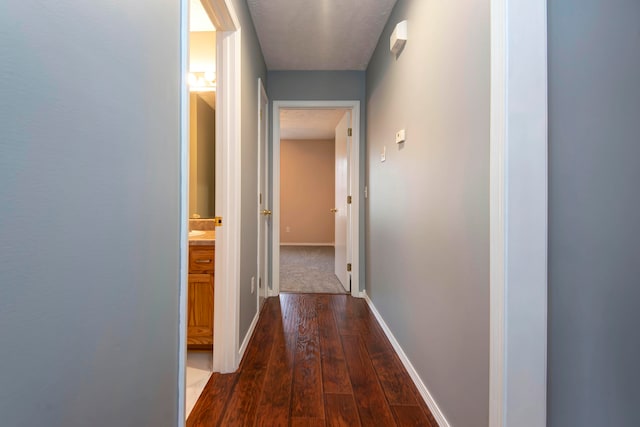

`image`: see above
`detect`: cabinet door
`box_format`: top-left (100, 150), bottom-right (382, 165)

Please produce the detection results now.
top-left (187, 273), bottom-right (214, 349)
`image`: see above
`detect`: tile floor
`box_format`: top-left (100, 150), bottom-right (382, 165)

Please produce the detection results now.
top-left (185, 350), bottom-right (213, 418)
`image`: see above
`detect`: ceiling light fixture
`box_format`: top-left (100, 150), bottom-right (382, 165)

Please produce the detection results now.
top-left (188, 71), bottom-right (216, 92)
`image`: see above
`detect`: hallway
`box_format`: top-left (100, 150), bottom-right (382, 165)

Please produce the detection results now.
top-left (187, 294), bottom-right (437, 426)
top-left (9, 0), bottom-right (637, 425)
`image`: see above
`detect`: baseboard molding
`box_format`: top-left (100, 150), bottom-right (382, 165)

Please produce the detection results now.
top-left (362, 291), bottom-right (451, 427)
top-left (238, 310), bottom-right (260, 362)
top-left (279, 242), bottom-right (334, 247)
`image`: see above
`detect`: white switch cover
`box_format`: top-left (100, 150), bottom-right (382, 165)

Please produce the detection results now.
top-left (396, 129), bottom-right (406, 144)
top-left (381, 146), bottom-right (386, 162)
top-left (251, 276), bottom-right (255, 293)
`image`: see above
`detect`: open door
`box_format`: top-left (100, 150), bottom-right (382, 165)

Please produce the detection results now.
top-left (257, 79), bottom-right (270, 308)
top-left (334, 111), bottom-right (351, 292)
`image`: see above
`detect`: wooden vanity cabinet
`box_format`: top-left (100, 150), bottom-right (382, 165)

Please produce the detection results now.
top-left (187, 245), bottom-right (214, 349)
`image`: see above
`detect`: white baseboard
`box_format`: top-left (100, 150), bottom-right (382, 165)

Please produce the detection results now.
top-left (362, 291), bottom-right (451, 427)
top-left (238, 310), bottom-right (260, 362)
top-left (279, 242), bottom-right (334, 247)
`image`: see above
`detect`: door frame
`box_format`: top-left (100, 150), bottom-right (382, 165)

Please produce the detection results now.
top-left (178, 0), bottom-right (242, 424)
top-left (256, 78), bottom-right (269, 310)
top-left (178, 1), bottom-right (189, 422)
top-left (271, 100), bottom-right (361, 298)
top-left (489, 0), bottom-right (548, 426)
top-left (206, 0), bottom-right (241, 375)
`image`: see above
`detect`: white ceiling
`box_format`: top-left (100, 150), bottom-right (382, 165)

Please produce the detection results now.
top-left (247, 0), bottom-right (397, 70)
top-left (280, 109), bottom-right (348, 140)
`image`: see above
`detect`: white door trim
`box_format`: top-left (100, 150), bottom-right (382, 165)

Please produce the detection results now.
top-left (201, 0), bottom-right (240, 30)
top-left (256, 78), bottom-right (269, 310)
top-left (271, 100), bottom-right (361, 298)
top-left (177, 0), bottom-right (189, 423)
top-left (210, 0), bottom-right (242, 375)
top-left (489, 1), bottom-right (548, 426)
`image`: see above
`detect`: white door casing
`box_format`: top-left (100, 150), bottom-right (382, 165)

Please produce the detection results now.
top-left (257, 78), bottom-right (269, 310)
top-left (334, 111), bottom-right (350, 290)
top-left (205, 0), bottom-right (241, 374)
top-left (489, 0), bottom-right (548, 426)
top-left (272, 100), bottom-right (360, 298)
top-left (178, 1), bottom-right (189, 423)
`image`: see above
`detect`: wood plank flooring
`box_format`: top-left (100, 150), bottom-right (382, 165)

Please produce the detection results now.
top-left (187, 294), bottom-right (437, 427)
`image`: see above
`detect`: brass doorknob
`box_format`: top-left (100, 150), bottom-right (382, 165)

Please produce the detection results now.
top-left (261, 209), bottom-right (272, 216)
top-left (330, 208), bottom-right (338, 213)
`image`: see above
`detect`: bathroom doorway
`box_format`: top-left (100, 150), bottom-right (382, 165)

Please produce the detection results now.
top-left (185, 0), bottom-right (217, 418)
top-left (179, 0), bottom-right (243, 422)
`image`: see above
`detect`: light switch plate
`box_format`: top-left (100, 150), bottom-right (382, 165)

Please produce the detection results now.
top-left (381, 146), bottom-right (386, 162)
top-left (396, 129), bottom-right (406, 144)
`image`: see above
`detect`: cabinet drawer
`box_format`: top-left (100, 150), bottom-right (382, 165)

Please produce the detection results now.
top-left (189, 246), bottom-right (215, 273)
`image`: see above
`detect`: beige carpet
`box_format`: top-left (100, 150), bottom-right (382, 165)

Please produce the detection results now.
top-left (280, 246), bottom-right (348, 294)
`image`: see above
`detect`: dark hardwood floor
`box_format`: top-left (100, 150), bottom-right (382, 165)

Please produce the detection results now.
top-left (187, 293), bottom-right (437, 427)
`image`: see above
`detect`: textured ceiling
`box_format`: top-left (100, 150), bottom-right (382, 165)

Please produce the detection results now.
top-left (247, 0), bottom-right (397, 70)
top-left (280, 109), bottom-right (348, 140)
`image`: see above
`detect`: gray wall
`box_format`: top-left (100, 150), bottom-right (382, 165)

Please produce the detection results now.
top-left (548, 1), bottom-right (640, 425)
top-left (267, 70), bottom-right (366, 148)
top-left (0, 1), bottom-right (180, 426)
top-left (365, 1), bottom-right (490, 426)
top-left (267, 70), bottom-right (366, 290)
top-left (232, 0), bottom-right (268, 342)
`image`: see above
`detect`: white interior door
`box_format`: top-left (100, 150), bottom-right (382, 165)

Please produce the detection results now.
top-left (334, 111), bottom-right (351, 290)
top-left (257, 80), bottom-right (269, 309)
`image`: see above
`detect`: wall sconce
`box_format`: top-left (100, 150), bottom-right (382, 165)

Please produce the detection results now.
top-left (390, 20), bottom-right (408, 55)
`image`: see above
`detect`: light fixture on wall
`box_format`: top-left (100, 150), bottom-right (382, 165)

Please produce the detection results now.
top-left (390, 20), bottom-right (408, 55)
top-left (188, 71), bottom-right (216, 92)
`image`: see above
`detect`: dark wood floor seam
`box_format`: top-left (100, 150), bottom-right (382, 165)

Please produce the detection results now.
top-left (289, 332), bottom-right (298, 424)
top-left (215, 375), bottom-right (240, 427)
top-left (251, 326), bottom-right (283, 425)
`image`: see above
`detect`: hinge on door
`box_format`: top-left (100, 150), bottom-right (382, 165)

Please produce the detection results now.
top-left (259, 193), bottom-right (262, 204)
top-left (347, 128), bottom-right (352, 137)
top-left (260, 108), bottom-right (263, 120)
top-left (347, 263), bottom-right (352, 272)
top-left (347, 195), bottom-right (352, 204)
top-left (259, 277), bottom-right (262, 288)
